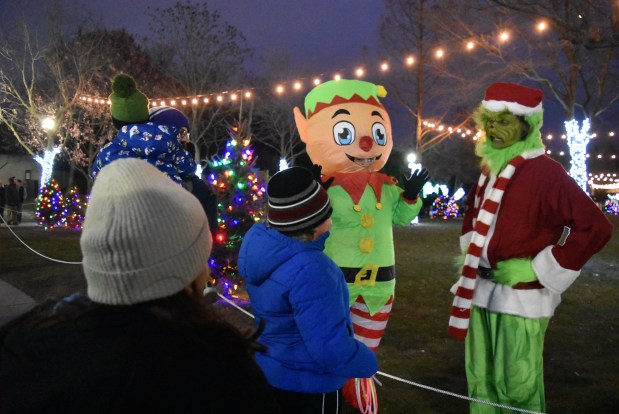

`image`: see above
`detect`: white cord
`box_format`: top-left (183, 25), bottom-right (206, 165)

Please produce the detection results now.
top-left (219, 291), bottom-right (546, 414)
top-left (0, 213), bottom-right (82, 265)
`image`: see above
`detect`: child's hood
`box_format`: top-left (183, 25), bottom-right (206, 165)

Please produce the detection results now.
top-left (239, 222), bottom-right (328, 286)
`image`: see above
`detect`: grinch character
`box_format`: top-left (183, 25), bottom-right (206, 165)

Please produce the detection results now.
top-left (294, 79), bottom-right (429, 407)
top-left (449, 82), bottom-right (613, 413)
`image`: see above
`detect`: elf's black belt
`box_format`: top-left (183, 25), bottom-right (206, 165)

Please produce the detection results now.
top-left (477, 266), bottom-right (544, 290)
top-left (341, 265), bottom-right (395, 285)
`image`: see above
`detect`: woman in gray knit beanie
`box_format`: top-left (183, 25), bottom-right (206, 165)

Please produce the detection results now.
top-left (0, 159), bottom-right (282, 414)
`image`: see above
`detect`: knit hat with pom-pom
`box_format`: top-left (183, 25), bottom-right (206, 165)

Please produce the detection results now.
top-left (109, 73), bottom-right (150, 127)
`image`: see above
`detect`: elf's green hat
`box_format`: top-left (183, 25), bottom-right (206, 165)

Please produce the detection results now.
top-left (109, 73), bottom-right (149, 124)
top-left (304, 79), bottom-right (387, 118)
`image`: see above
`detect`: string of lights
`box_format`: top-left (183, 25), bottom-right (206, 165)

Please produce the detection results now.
top-left (75, 19), bottom-right (616, 172)
top-left (76, 18), bottom-right (607, 102)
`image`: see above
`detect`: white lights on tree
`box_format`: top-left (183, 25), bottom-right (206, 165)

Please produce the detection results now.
top-left (195, 163), bottom-right (203, 178)
top-left (422, 182), bottom-right (440, 198)
top-left (34, 147), bottom-right (61, 188)
top-left (453, 187), bottom-right (466, 201)
top-left (564, 118), bottom-right (591, 193)
top-left (279, 158), bottom-right (289, 171)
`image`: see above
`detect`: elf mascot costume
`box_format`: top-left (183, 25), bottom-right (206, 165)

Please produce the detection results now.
top-left (294, 79), bottom-right (429, 408)
top-left (448, 82), bottom-right (613, 413)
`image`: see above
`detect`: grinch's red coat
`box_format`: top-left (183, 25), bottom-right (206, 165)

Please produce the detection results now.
top-left (460, 154), bottom-right (612, 317)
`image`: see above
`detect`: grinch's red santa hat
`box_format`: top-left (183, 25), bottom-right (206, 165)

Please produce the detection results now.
top-left (482, 82), bottom-right (543, 116)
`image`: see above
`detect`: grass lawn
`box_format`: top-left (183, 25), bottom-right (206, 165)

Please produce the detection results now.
top-left (1, 215), bottom-right (618, 413)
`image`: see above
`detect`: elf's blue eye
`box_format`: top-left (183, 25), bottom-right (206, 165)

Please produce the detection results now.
top-left (372, 122), bottom-right (387, 146)
top-left (333, 121), bottom-right (355, 145)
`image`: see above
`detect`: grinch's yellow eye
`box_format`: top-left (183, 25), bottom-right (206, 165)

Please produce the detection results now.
top-left (333, 121), bottom-right (356, 145)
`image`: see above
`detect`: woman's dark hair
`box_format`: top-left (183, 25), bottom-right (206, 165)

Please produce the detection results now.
top-left (0, 290), bottom-right (264, 355)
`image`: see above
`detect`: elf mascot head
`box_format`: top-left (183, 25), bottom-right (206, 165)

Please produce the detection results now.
top-left (293, 79), bottom-right (393, 175)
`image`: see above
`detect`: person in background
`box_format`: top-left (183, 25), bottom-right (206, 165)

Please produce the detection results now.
top-left (4, 177), bottom-right (19, 225)
top-left (182, 141), bottom-right (218, 233)
top-left (0, 158), bottom-right (281, 414)
top-left (0, 180), bottom-right (5, 223)
top-left (448, 82), bottom-right (613, 413)
top-left (239, 166), bottom-right (378, 414)
top-left (16, 179), bottom-right (26, 224)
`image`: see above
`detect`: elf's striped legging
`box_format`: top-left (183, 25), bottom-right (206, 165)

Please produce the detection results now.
top-left (350, 296), bottom-right (393, 351)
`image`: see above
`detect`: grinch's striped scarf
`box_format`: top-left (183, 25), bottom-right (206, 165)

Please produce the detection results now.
top-left (448, 155), bottom-right (528, 340)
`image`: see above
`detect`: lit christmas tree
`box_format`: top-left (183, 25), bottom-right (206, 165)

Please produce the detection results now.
top-left (603, 195), bottom-right (619, 215)
top-left (207, 127), bottom-right (266, 297)
top-left (35, 179), bottom-right (66, 229)
top-left (429, 195), bottom-right (460, 220)
top-left (64, 187), bottom-right (87, 230)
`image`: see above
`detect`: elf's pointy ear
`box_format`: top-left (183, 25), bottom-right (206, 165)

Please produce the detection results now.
top-left (293, 106), bottom-right (309, 143)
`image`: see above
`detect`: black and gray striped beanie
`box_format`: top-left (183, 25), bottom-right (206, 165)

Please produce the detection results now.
top-left (267, 167), bottom-right (332, 234)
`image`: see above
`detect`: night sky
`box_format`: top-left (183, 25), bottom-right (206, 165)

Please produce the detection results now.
top-left (2, 0), bottom-right (384, 71)
top-left (2, 0), bottom-right (616, 157)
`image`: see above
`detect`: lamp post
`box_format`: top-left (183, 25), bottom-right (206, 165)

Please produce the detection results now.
top-left (407, 152), bottom-right (421, 174)
top-left (41, 116), bottom-right (55, 132)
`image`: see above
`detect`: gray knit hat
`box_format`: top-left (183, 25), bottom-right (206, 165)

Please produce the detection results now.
top-left (81, 158), bottom-right (212, 305)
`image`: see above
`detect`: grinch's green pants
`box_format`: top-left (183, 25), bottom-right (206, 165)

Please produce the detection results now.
top-left (465, 306), bottom-right (549, 414)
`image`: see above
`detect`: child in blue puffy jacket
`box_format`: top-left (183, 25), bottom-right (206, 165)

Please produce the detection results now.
top-left (239, 166), bottom-right (378, 414)
top-left (90, 74), bottom-right (195, 184)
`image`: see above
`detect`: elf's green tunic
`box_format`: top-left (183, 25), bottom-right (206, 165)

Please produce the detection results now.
top-left (324, 173), bottom-right (422, 315)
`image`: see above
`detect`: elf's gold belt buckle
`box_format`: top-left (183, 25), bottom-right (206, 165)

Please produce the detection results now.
top-left (341, 266), bottom-right (396, 285)
top-left (354, 264), bottom-right (379, 287)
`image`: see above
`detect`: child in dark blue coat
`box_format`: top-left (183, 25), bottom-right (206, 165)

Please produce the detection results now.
top-left (239, 166), bottom-right (378, 414)
top-left (90, 74), bottom-right (195, 184)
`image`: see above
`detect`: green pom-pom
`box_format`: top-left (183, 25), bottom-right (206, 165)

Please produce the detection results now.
top-left (112, 74), bottom-right (137, 98)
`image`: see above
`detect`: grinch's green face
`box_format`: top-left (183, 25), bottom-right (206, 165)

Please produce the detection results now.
top-left (482, 110), bottom-right (526, 149)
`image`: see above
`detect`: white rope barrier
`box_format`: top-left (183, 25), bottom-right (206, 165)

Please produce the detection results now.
top-left (215, 292), bottom-right (255, 318)
top-left (0, 219), bottom-right (545, 414)
top-left (375, 371), bottom-right (543, 414)
top-left (0, 213), bottom-right (82, 265)
top-left (216, 292), bottom-right (545, 414)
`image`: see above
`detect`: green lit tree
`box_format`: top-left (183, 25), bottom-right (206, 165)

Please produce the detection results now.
top-left (207, 126), bottom-right (266, 297)
top-left (64, 187), bottom-right (87, 230)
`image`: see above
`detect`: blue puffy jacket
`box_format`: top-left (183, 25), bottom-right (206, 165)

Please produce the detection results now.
top-left (90, 123), bottom-right (195, 183)
top-left (238, 222), bottom-right (377, 393)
